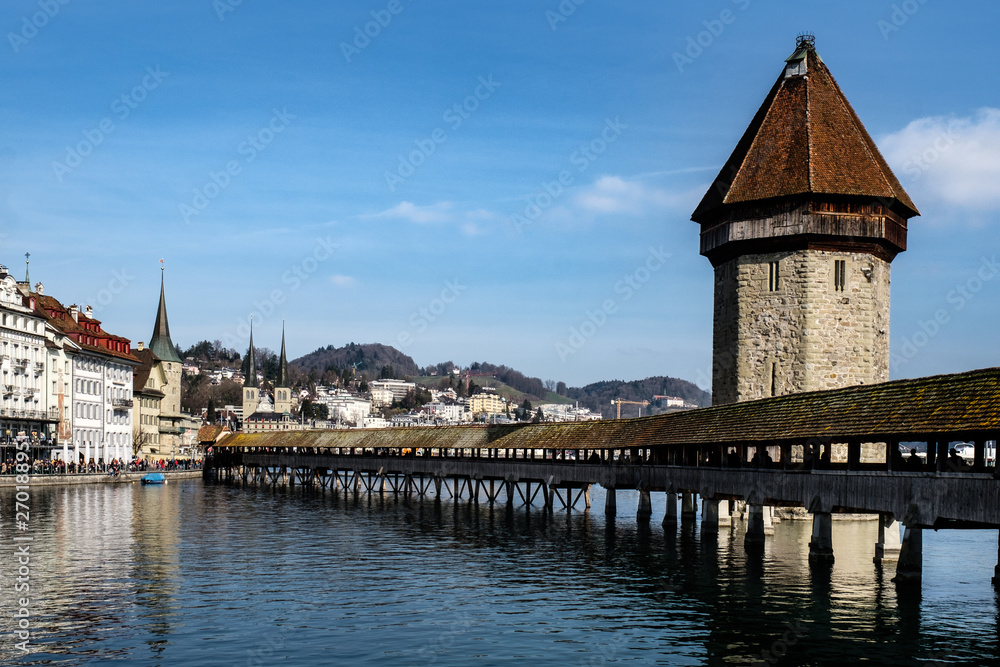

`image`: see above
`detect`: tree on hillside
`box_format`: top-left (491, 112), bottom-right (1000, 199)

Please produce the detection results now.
top-left (556, 381), bottom-right (567, 396)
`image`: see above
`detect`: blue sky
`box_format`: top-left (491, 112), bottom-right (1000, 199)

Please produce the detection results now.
top-left (1, 0), bottom-right (998, 389)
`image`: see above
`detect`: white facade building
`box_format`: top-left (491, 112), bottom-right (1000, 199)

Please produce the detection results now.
top-left (369, 380), bottom-right (416, 404)
top-left (0, 268), bottom-right (55, 455)
top-left (318, 389), bottom-right (371, 426)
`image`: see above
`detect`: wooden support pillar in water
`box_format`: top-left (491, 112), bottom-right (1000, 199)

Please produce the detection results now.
top-left (808, 511), bottom-right (835, 563)
top-left (681, 491), bottom-right (697, 521)
top-left (701, 498), bottom-right (720, 535)
top-left (717, 499), bottom-right (731, 527)
top-left (605, 487), bottom-right (616, 517)
top-left (893, 526), bottom-right (923, 584)
top-left (764, 506), bottom-right (775, 536)
top-left (874, 513), bottom-right (902, 564)
top-left (662, 492), bottom-right (677, 528)
top-left (745, 504), bottom-right (766, 551)
top-left (636, 489), bottom-right (652, 522)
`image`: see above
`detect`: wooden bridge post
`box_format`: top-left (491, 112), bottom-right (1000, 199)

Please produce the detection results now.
top-left (681, 492), bottom-right (697, 521)
top-left (717, 499), bottom-right (731, 526)
top-left (874, 513), bottom-right (902, 564)
top-left (807, 511), bottom-right (835, 563)
top-left (604, 487), bottom-right (616, 517)
top-left (662, 492), bottom-right (677, 528)
top-left (701, 498), bottom-right (720, 535)
top-left (744, 504), bottom-right (766, 551)
top-left (636, 489), bottom-right (652, 522)
top-left (893, 526), bottom-right (923, 584)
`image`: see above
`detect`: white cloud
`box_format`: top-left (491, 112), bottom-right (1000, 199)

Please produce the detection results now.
top-left (366, 201), bottom-right (455, 224)
top-left (364, 201), bottom-right (501, 235)
top-left (573, 175), bottom-right (687, 216)
top-left (330, 274), bottom-right (356, 287)
top-left (880, 107), bottom-right (1000, 211)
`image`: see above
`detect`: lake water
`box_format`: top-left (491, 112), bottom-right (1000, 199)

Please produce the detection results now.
top-left (1, 479), bottom-right (998, 666)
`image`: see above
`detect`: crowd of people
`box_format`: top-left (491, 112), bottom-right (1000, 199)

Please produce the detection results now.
top-left (0, 457), bottom-right (203, 475)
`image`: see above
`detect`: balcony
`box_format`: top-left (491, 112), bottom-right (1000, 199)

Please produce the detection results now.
top-left (112, 398), bottom-right (133, 409)
top-left (14, 358), bottom-right (28, 369)
top-left (34, 362), bottom-right (44, 373)
top-left (159, 426), bottom-right (182, 434)
top-left (23, 388), bottom-right (35, 398)
top-left (2, 385), bottom-right (12, 396)
top-left (0, 407), bottom-right (54, 421)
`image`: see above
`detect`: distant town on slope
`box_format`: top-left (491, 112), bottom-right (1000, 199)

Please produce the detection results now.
top-left (177, 340), bottom-right (711, 423)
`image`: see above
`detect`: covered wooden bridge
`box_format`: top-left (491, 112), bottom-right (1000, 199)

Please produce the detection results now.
top-left (206, 367), bottom-right (1000, 584)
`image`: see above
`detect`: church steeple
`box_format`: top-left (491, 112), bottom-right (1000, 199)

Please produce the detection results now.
top-left (274, 321), bottom-right (292, 416)
top-left (243, 319), bottom-right (258, 388)
top-left (241, 317), bottom-right (260, 422)
top-left (149, 262), bottom-right (182, 363)
top-left (277, 322), bottom-right (289, 389)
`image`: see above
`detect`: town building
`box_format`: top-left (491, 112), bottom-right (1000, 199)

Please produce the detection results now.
top-left (317, 387), bottom-right (371, 426)
top-left (369, 379), bottom-right (416, 405)
top-left (0, 264), bottom-right (57, 459)
top-left (31, 287), bottom-right (139, 465)
top-left (469, 392), bottom-right (506, 417)
top-left (692, 35), bottom-right (918, 405)
top-left (132, 343), bottom-right (166, 458)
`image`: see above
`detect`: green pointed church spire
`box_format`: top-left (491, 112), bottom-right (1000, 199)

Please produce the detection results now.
top-left (277, 321), bottom-right (289, 389)
top-left (149, 262), bottom-right (182, 363)
top-left (243, 318), bottom-right (258, 388)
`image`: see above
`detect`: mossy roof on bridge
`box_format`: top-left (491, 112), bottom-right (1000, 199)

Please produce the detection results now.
top-left (215, 367), bottom-right (1000, 450)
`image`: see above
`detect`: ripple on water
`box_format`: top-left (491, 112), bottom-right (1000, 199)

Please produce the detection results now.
top-left (1, 482), bottom-right (998, 666)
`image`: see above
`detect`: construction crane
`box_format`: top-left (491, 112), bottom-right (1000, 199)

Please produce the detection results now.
top-left (464, 369), bottom-right (496, 391)
top-left (611, 399), bottom-right (649, 419)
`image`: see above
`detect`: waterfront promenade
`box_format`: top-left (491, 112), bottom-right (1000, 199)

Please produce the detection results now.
top-left (0, 469), bottom-right (203, 487)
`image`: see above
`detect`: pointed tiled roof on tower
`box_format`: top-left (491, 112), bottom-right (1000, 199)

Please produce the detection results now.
top-left (276, 322), bottom-right (289, 389)
top-left (243, 320), bottom-right (258, 388)
top-left (149, 268), bottom-right (182, 363)
top-left (692, 35), bottom-right (918, 224)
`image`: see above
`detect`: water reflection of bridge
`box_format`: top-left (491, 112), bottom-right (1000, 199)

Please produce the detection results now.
top-left (205, 367), bottom-right (1000, 587)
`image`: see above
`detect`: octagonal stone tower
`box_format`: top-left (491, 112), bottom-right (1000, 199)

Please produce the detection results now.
top-left (692, 36), bottom-right (919, 405)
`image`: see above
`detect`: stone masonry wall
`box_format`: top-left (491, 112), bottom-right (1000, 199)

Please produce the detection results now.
top-left (712, 249), bottom-right (890, 405)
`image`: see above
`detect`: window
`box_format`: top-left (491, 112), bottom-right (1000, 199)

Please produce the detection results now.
top-left (834, 260), bottom-right (847, 292)
top-left (768, 261), bottom-right (780, 291)
top-left (767, 361), bottom-right (778, 397)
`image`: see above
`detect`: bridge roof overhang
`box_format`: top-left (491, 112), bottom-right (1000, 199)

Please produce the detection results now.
top-left (214, 367), bottom-right (1000, 450)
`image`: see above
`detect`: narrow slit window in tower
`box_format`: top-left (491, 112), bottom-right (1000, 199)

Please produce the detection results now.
top-left (834, 260), bottom-right (846, 292)
top-left (768, 261), bottom-right (780, 291)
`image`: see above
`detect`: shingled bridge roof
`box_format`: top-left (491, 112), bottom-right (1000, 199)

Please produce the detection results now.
top-left (216, 367), bottom-right (1000, 451)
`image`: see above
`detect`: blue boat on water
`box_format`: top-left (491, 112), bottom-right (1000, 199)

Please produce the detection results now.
top-left (140, 473), bottom-right (166, 485)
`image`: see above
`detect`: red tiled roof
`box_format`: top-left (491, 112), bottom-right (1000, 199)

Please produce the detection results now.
top-left (693, 42), bottom-right (918, 223)
top-left (33, 294), bottom-right (140, 364)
